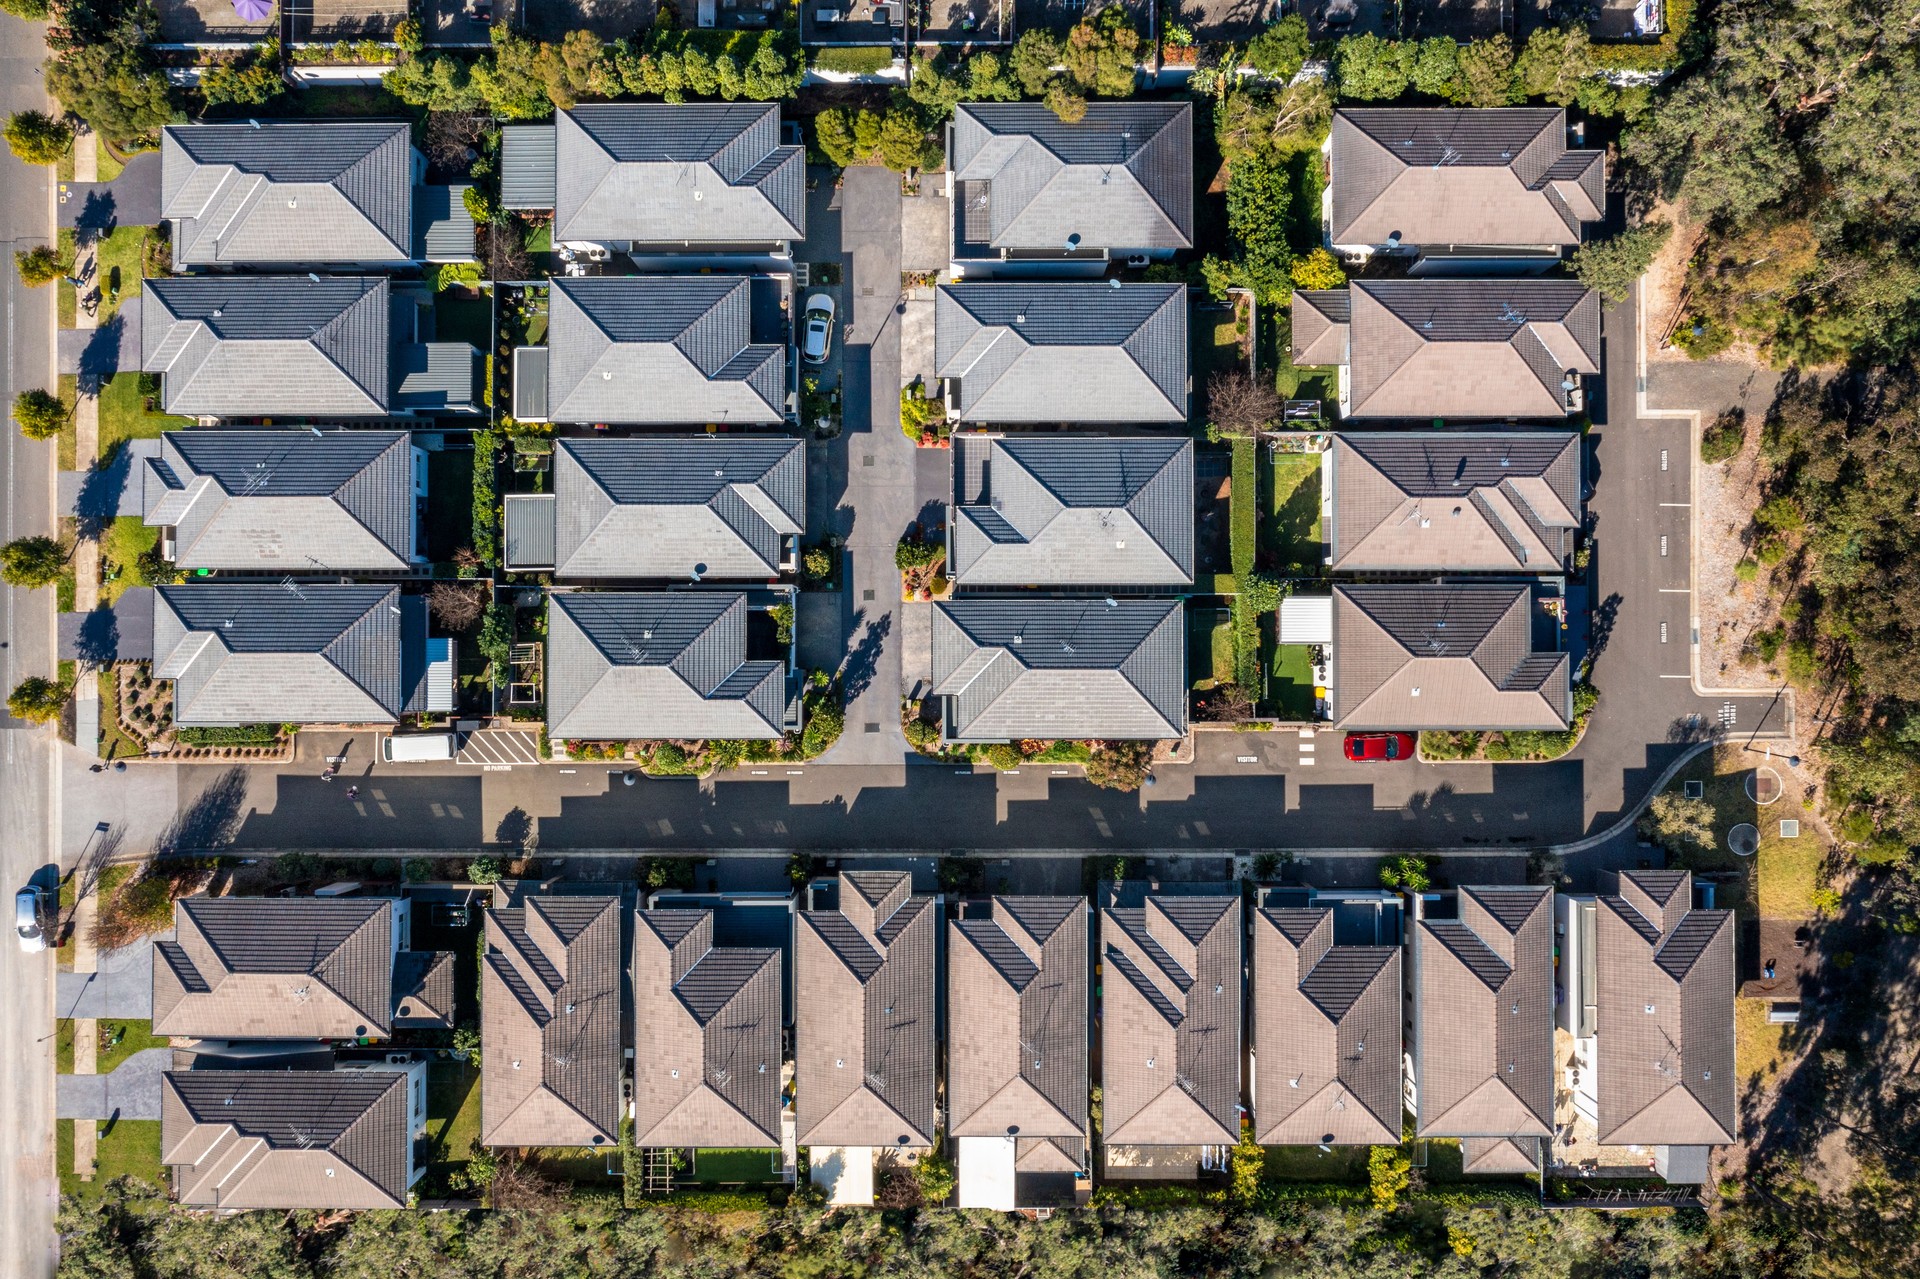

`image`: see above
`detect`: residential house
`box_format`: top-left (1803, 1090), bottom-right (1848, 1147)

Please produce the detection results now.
top-left (1325, 583), bottom-right (1571, 732)
top-left (544, 591), bottom-right (794, 743)
top-left (1407, 887), bottom-right (1554, 1175)
top-left (1292, 280), bottom-right (1601, 420)
top-left (935, 283), bottom-right (1188, 424)
top-left (1100, 892), bottom-right (1240, 1178)
top-left (141, 429), bottom-right (424, 573)
top-left (947, 103), bottom-right (1192, 270)
top-left (794, 871), bottom-right (937, 1205)
top-left (1556, 871), bottom-right (1735, 1183)
top-left (152, 896), bottom-right (442, 1041)
top-left (481, 895), bottom-right (624, 1149)
top-left (932, 598), bottom-right (1187, 744)
top-left (504, 437), bottom-right (804, 579)
top-left (501, 104), bottom-right (804, 258)
top-left (1323, 432), bottom-right (1582, 575)
top-left (948, 436), bottom-right (1194, 588)
top-left (1326, 109), bottom-right (1606, 264)
top-left (948, 896), bottom-right (1089, 1210)
top-left (151, 583), bottom-right (442, 727)
top-left (161, 1066), bottom-right (426, 1209)
top-left (531, 276), bottom-right (788, 427)
top-left (1251, 904), bottom-right (1401, 1146)
top-left (632, 908), bottom-right (784, 1150)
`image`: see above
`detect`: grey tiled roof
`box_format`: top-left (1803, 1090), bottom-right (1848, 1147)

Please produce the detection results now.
top-left (547, 277), bottom-right (786, 425)
top-left (932, 598), bottom-right (1186, 742)
top-left (1330, 109), bottom-right (1605, 249)
top-left (161, 122), bottom-right (414, 268)
top-left (152, 897), bottom-right (397, 1039)
top-left (144, 276), bottom-right (391, 418)
top-left (795, 871), bottom-right (938, 1148)
top-left (1252, 907), bottom-right (1401, 1145)
top-left (545, 592), bottom-right (787, 740)
top-left (1332, 583), bottom-right (1570, 731)
top-left (937, 283), bottom-right (1187, 423)
top-left (162, 1070), bottom-right (412, 1209)
top-left (1595, 871), bottom-right (1736, 1147)
top-left (951, 436), bottom-right (1193, 586)
top-left (1328, 432), bottom-right (1582, 573)
top-left (1414, 886), bottom-right (1554, 1141)
top-left (143, 429), bottom-right (415, 572)
top-left (948, 898), bottom-right (1087, 1153)
top-left (952, 103), bottom-right (1192, 252)
top-left (482, 896), bottom-right (624, 1148)
top-left (551, 437), bottom-right (803, 579)
top-left (152, 583), bottom-right (408, 726)
top-left (554, 104), bottom-right (804, 244)
top-left (633, 910), bottom-right (783, 1148)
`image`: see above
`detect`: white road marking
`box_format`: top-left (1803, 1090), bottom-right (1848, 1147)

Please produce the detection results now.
top-left (1659, 588), bottom-right (1689, 593)
top-left (1659, 674), bottom-right (1692, 679)
top-left (1659, 502), bottom-right (1691, 507)
top-left (1237, 755), bottom-right (1259, 763)
top-left (1298, 757), bottom-right (1316, 766)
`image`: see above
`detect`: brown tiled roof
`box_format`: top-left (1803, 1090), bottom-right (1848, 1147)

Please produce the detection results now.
top-left (948, 898), bottom-right (1088, 1154)
top-left (1328, 432), bottom-right (1582, 574)
top-left (1332, 583), bottom-right (1570, 731)
top-left (162, 1069), bottom-right (411, 1208)
top-left (1329, 108), bottom-right (1605, 249)
top-left (1414, 886), bottom-right (1553, 1140)
top-left (1595, 871), bottom-right (1736, 1146)
top-left (152, 898), bottom-right (397, 1041)
top-left (392, 951), bottom-right (456, 1029)
top-left (481, 896), bottom-right (623, 1148)
top-left (1252, 907), bottom-right (1400, 1145)
top-left (1461, 1134), bottom-right (1541, 1175)
top-left (794, 872), bottom-right (937, 1147)
top-left (1100, 894), bottom-right (1240, 1147)
top-left (1292, 290), bottom-right (1350, 366)
top-left (633, 909), bottom-right (783, 1149)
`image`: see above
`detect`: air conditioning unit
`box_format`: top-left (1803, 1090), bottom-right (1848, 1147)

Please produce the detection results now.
top-left (385, 1053), bottom-right (412, 1066)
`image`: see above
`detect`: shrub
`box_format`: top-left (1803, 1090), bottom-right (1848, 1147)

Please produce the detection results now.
top-left (1637, 791), bottom-right (1715, 858)
top-left (470, 431), bottom-right (501, 566)
top-left (903, 716), bottom-right (939, 749)
top-left (985, 743), bottom-right (1022, 770)
top-left (403, 858), bottom-right (433, 883)
top-left (1245, 16), bottom-right (1309, 81)
top-left (1701, 409), bottom-right (1745, 463)
top-left (1672, 313), bottom-right (1734, 359)
top-left (468, 856), bottom-right (504, 884)
top-left (1085, 741), bottom-right (1152, 791)
top-left (477, 601), bottom-right (513, 687)
top-left (915, 1139), bottom-right (957, 1205)
top-left (1785, 639), bottom-right (1819, 682)
top-left (1734, 558), bottom-right (1760, 583)
top-left (1378, 854), bottom-right (1430, 891)
top-left (1747, 626), bottom-right (1784, 663)
top-left (1369, 1145), bottom-right (1411, 1212)
top-left (175, 725), bottom-right (281, 747)
top-left (436, 260), bottom-right (484, 292)
top-left (0, 0), bottom-right (50, 17)
top-left (770, 602), bottom-right (794, 646)
top-left (802, 545), bottom-right (832, 582)
top-left (1289, 247), bottom-right (1346, 291)
top-left (900, 379), bottom-right (945, 441)
top-left (895, 534), bottom-right (945, 571)
top-left (1230, 439), bottom-right (1258, 578)
top-left (5, 111), bottom-right (70, 166)
top-left (14, 246), bottom-right (65, 288)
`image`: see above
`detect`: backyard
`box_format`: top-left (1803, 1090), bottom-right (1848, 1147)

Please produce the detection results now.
top-left (425, 447), bottom-right (477, 563)
top-left (423, 1060), bottom-right (483, 1183)
top-left (691, 1148), bottom-right (783, 1184)
top-left (1265, 451), bottom-right (1323, 576)
top-left (1188, 605), bottom-right (1233, 691)
top-left (435, 291), bottom-right (494, 350)
top-left (1269, 641), bottom-right (1318, 720)
top-left (99, 517), bottom-right (160, 605)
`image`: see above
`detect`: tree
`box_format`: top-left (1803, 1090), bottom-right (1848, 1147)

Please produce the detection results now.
top-left (813, 107), bottom-right (859, 168)
top-left (1570, 222), bottom-right (1673, 302)
top-left (915, 1138), bottom-right (957, 1204)
top-left (428, 582), bottom-right (486, 632)
top-left (43, 43), bottom-right (175, 144)
top-left (1245, 15), bottom-right (1309, 82)
top-left (1043, 81), bottom-right (1087, 123)
top-left (4, 110), bottom-right (70, 165)
top-left (1008, 29), bottom-right (1061, 97)
top-left (1514, 25), bottom-right (1593, 105)
top-left (877, 107), bottom-right (934, 171)
top-left (1378, 854), bottom-right (1430, 891)
top-left (1085, 740), bottom-right (1152, 791)
top-left (12, 388), bottom-right (67, 440)
top-left (0, 0), bottom-right (49, 16)
top-left (385, 53), bottom-right (485, 112)
top-left (1334, 34), bottom-right (1410, 101)
top-left (1206, 369), bottom-right (1281, 439)
top-left (1456, 35), bottom-right (1516, 107)
top-left (1230, 1119), bottom-right (1264, 1201)
top-left (14, 244), bottom-right (65, 288)
top-left (200, 44), bottom-right (283, 108)
top-left (1409, 37), bottom-right (1460, 98)
top-left (0, 536), bottom-right (66, 588)
top-left (1637, 791), bottom-right (1716, 858)
top-left (8, 676), bottom-right (69, 724)
top-left (472, 28), bottom-right (555, 119)
top-left (1290, 246), bottom-right (1346, 290)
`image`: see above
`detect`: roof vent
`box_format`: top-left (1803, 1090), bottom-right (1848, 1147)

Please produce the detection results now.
top-left (512, 1060), bottom-right (522, 1069)
top-left (1644, 1003), bottom-right (1656, 1014)
top-left (834, 1058), bottom-right (845, 1068)
top-left (670, 1069), bottom-right (680, 1079)
top-left (1145, 1057), bottom-right (1156, 1069)
top-left (1410, 687), bottom-right (1421, 697)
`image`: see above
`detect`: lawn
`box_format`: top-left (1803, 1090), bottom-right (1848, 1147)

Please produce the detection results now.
top-left (99, 517), bottom-right (159, 605)
top-left (59, 1119), bottom-right (164, 1200)
top-left (95, 1019), bottom-right (166, 1074)
top-left (435, 293), bottom-right (493, 350)
top-left (423, 1060), bottom-right (483, 1176)
top-left (55, 1020), bottom-right (76, 1075)
top-left (691, 1147), bottom-right (782, 1184)
top-left (1188, 606), bottom-right (1232, 690)
top-left (1659, 745), bottom-right (1832, 922)
top-left (56, 225), bottom-right (147, 328)
top-left (424, 447), bottom-right (476, 562)
top-left (528, 1145), bottom-right (622, 1184)
top-left (526, 224), bottom-right (552, 253)
top-left (1736, 997), bottom-right (1795, 1092)
top-left (1266, 452), bottom-right (1323, 575)
top-left (1263, 1143), bottom-right (1369, 1182)
top-left (90, 373), bottom-right (190, 465)
top-left (1271, 643), bottom-right (1318, 720)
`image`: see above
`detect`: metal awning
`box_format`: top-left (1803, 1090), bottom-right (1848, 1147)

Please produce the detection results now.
top-left (1278, 594), bottom-right (1333, 645)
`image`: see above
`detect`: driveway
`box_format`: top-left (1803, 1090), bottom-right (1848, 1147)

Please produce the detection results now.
top-left (58, 150), bottom-right (160, 232)
top-left (55, 934), bottom-right (160, 1021)
top-left (55, 1048), bottom-right (170, 1121)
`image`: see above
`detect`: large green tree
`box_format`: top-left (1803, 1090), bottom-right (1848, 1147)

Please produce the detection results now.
top-left (0, 536), bottom-right (66, 588)
top-left (4, 110), bottom-right (70, 165)
top-left (12, 388), bottom-right (66, 440)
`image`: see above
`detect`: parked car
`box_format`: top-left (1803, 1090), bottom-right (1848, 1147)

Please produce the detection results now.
top-left (1343, 731), bottom-right (1416, 762)
top-left (14, 885), bottom-right (48, 953)
top-left (800, 293), bottom-right (835, 364)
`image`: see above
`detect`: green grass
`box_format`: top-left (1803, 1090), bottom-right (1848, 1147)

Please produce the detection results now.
top-left (1737, 996), bottom-right (1794, 1091)
top-left (435, 294), bottom-right (493, 350)
top-left (55, 1020), bottom-right (76, 1075)
top-left (1263, 1143), bottom-right (1369, 1182)
top-left (525, 224), bottom-right (551, 254)
top-left (527, 1145), bottom-right (622, 1184)
top-left (95, 1020), bottom-right (165, 1074)
top-left (424, 1061), bottom-right (482, 1176)
top-left (97, 374), bottom-right (190, 462)
top-left (1188, 606), bottom-right (1232, 690)
top-left (1661, 744), bottom-right (1829, 922)
top-left (56, 376), bottom-right (77, 471)
top-left (286, 84), bottom-right (414, 117)
top-left (424, 448), bottom-right (476, 562)
top-left (59, 1119), bottom-right (164, 1200)
top-left (99, 517), bottom-right (159, 605)
top-left (691, 1148), bottom-right (782, 1184)
top-left (1266, 452), bottom-right (1323, 574)
top-left (55, 225), bottom-right (146, 328)
top-left (1271, 643), bottom-right (1318, 719)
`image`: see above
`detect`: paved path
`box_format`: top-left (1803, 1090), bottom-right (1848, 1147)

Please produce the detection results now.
top-left (55, 1048), bottom-right (168, 1121)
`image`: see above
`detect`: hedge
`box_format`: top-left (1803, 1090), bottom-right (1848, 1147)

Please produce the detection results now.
top-left (1230, 438), bottom-right (1258, 579)
top-left (471, 430), bottom-right (500, 568)
top-left (810, 46), bottom-right (898, 75)
top-left (175, 724), bottom-right (283, 747)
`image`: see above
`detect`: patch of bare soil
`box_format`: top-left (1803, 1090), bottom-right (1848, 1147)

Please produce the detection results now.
top-left (1643, 200), bottom-right (1772, 370)
top-left (1696, 420), bottom-right (1785, 691)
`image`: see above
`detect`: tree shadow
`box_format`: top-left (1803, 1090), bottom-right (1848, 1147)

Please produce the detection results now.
top-left (71, 188), bottom-right (119, 236)
top-left (840, 609), bottom-right (891, 703)
top-left (494, 806), bottom-right (536, 852)
top-left (157, 767), bottom-right (249, 855)
top-left (1589, 591), bottom-right (1622, 664)
top-left (71, 607), bottom-right (123, 667)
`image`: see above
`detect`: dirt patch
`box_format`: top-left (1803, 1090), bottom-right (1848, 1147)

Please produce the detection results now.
top-left (1643, 200), bottom-right (1772, 371)
top-left (1696, 418), bottom-right (1788, 692)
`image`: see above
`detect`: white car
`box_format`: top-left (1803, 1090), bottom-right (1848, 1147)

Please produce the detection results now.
top-left (800, 293), bottom-right (835, 364)
top-left (14, 885), bottom-right (48, 954)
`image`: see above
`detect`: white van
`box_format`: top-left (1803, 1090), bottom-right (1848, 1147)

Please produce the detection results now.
top-left (381, 732), bottom-right (456, 764)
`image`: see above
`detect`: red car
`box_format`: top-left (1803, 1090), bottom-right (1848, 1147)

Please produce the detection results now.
top-left (1344, 732), bottom-right (1417, 762)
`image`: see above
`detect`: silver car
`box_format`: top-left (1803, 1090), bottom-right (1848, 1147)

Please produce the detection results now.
top-left (14, 885), bottom-right (48, 954)
top-left (800, 292), bottom-right (835, 364)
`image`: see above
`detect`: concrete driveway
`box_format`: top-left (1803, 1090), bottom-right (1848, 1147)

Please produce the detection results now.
top-left (58, 150), bottom-right (160, 232)
top-left (55, 934), bottom-right (159, 1021)
top-left (56, 1048), bottom-right (170, 1121)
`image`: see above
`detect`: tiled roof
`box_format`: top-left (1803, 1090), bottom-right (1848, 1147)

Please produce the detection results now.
top-left (1331, 583), bottom-right (1570, 731)
top-left (143, 429), bottom-right (415, 572)
top-left (1328, 432), bottom-right (1582, 573)
top-left (152, 897), bottom-right (396, 1040)
top-left (547, 277), bottom-right (786, 425)
top-left (936, 283), bottom-right (1187, 423)
top-left (1414, 886), bottom-right (1554, 1141)
top-left (554, 104), bottom-right (804, 243)
top-left (152, 583), bottom-right (408, 726)
top-left (551, 437), bottom-right (803, 579)
top-left (950, 436), bottom-right (1193, 586)
top-left (1594, 871), bottom-right (1736, 1147)
top-left (1101, 894), bottom-right (1240, 1147)
top-left (545, 592), bottom-right (787, 740)
top-left (1330, 108), bottom-right (1605, 249)
top-left (481, 896), bottom-right (623, 1148)
top-left (161, 122), bottom-right (413, 269)
top-left (932, 598), bottom-right (1186, 742)
top-left (392, 951), bottom-right (456, 1029)
top-left (795, 872), bottom-right (938, 1148)
top-left (1252, 907), bottom-right (1400, 1146)
top-left (951, 103), bottom-right (1192, 252)
top-left (144, 276), bottom-right (391, 418)
top-left (162, 1070), bottom-right (412, 1209)
top-left (948, 898), bottom-right (1087, 1156)
top-left (1461, 1135), bottom-right (1540, 1175)
top-left (633, 910), bottom-right (783, 1148)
